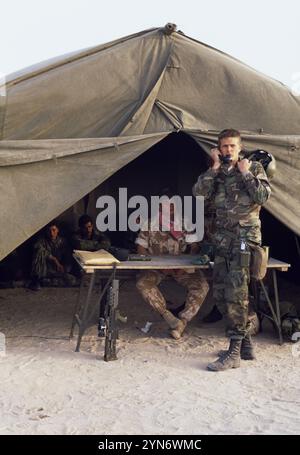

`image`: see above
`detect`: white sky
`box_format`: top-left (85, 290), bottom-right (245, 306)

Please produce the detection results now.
top-left (1, 0), bottom-right (300, 88)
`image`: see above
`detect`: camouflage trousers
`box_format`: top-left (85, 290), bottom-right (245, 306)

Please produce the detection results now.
top-left (32, 252), bottom-right (76, 287)
top-left (136, 269), bottom-right (209, 322)
top-left (213, 246), bottom-right (250, 339)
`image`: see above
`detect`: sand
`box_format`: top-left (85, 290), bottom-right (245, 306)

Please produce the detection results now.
top-left (0, 279), bottom-right (300, 435)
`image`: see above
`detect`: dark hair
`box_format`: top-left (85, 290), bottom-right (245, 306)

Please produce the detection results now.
top-left (218, 129), bottom-right (241, 148)
top-left (78, 214), bottom-right (93, 228)
top-left (46, 220), bottom-right (59, 230)
top-left (44, 220), bottom-right (60, 238)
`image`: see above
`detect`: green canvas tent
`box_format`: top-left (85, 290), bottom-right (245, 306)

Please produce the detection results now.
top-left (0, 23), bottom-right (300, 260)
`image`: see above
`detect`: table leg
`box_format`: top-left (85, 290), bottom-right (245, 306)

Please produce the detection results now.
top-left (272, 269), bottom-right (283, 345)
top-left (259, 278), bottom-right (282, 344)
top-left (75, 272), bottom-right (96, 352)
top-left (69, 273), bottom-right (85, 339)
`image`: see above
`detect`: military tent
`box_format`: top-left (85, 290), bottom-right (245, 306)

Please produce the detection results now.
top-left (1, 23), bottom-right (300, 260)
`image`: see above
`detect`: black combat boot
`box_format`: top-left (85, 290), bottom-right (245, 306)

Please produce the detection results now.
top-left (240, 333), bottom-right (256, 360)
top-left (207, 339), bottom-right (242, 371)
top-left (218, 333), bottom-right (256, 360)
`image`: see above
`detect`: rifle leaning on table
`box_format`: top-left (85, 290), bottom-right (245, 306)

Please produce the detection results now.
top-left (104, 277), bottom-right (119, 361)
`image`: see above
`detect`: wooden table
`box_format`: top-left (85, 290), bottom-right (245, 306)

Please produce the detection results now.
top-left (70, 255), bottom-right (290, 360)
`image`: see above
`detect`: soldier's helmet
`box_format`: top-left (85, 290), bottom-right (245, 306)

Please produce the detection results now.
top-left (246, 150), bottom-right (276, 180)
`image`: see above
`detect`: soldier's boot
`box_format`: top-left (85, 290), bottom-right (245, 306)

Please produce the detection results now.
top-left (207, 339), bottom-right (242, 371)
top-left (170, 319), bottom-right (187, 340)
top-left (240, 333), bottom-right (256, 360)
top-left (217, 334), bottom-right (256, 360)
top-left (162, 310), bottom-right (181, 329)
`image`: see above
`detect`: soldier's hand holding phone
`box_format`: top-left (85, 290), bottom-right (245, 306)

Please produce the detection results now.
top-left (210, 147), bottom-right (221, 171)
top-left (237, 158), bottom-right (251, 174)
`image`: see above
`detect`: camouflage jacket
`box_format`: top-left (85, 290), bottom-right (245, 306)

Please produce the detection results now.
top-left (72, 230), bottom-right (111, 252)
top-left (135, 219), bottom-right (193, 255)
top-left (193, 161), bottom-right (271, 244)
top-left (33, 236), bottom-right (69, 263)
top-left (31, 235), bottom-right (71, 277)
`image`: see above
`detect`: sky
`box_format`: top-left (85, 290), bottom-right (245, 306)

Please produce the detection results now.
top-left (0, 0), bottom-right (300, 90)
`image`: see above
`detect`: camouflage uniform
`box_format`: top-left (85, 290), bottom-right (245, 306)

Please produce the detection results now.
top-left (193, 161), bottom-right (271, 339)
top-left (135, 225), bottom-right (209, 325)
top-left (32, 236), bottom-right (76, 286)
top-left (72, 230), bottom-right (110, 252)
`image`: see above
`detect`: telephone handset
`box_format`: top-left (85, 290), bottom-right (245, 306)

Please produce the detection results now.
top-left (218, 153), bottom-right (232, 165)
top-left (218, 150), bottom-right (245, 164)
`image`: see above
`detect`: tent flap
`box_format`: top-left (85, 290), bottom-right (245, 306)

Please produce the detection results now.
top-left (0, 133), bottom-right (167, 259)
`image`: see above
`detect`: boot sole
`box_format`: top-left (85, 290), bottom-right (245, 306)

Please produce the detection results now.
top-left (207, 362), bottom-right (240, 371)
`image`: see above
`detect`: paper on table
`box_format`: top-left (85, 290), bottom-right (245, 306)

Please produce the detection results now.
top-left (73, 249), bottom-right (120, 265)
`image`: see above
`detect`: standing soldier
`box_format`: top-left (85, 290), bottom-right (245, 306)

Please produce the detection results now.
top-left (193, 129), bottom-right (271, 371)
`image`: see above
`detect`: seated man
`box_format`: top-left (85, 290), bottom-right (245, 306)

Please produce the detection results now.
top-left (72, 214), bottom-right (111, 252)
top-left (30, 221), bottom-right (76, 290)
top-left (136, 200), bottom-right (209, 340)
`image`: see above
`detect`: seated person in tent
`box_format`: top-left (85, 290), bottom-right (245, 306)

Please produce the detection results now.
top-left (135, 197), bottom-right (209, 340)
top-left (30, 221), bottom-right (76, 290)
top-left (72, 214), bottom-right (111, 252)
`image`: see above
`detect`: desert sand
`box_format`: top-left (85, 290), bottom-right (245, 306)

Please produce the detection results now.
top-left (0, 279), bottom-right (300, 435)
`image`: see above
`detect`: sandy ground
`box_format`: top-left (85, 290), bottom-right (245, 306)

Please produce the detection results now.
top-left (0, 278), bottom-right (300, 435)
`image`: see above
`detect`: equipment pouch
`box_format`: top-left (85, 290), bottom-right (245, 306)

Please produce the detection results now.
top-left (239, 250), bottom-right (251, 268)
top-left (249, 244), bottom-right (268, 280)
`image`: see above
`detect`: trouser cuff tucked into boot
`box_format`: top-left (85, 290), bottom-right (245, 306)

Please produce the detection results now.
top-left (207, 339), bottom-right (242, 371)
top-left (217, 333), bottom-right (256, 360)
top-left (240, 333), bottom-right (256, 360)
